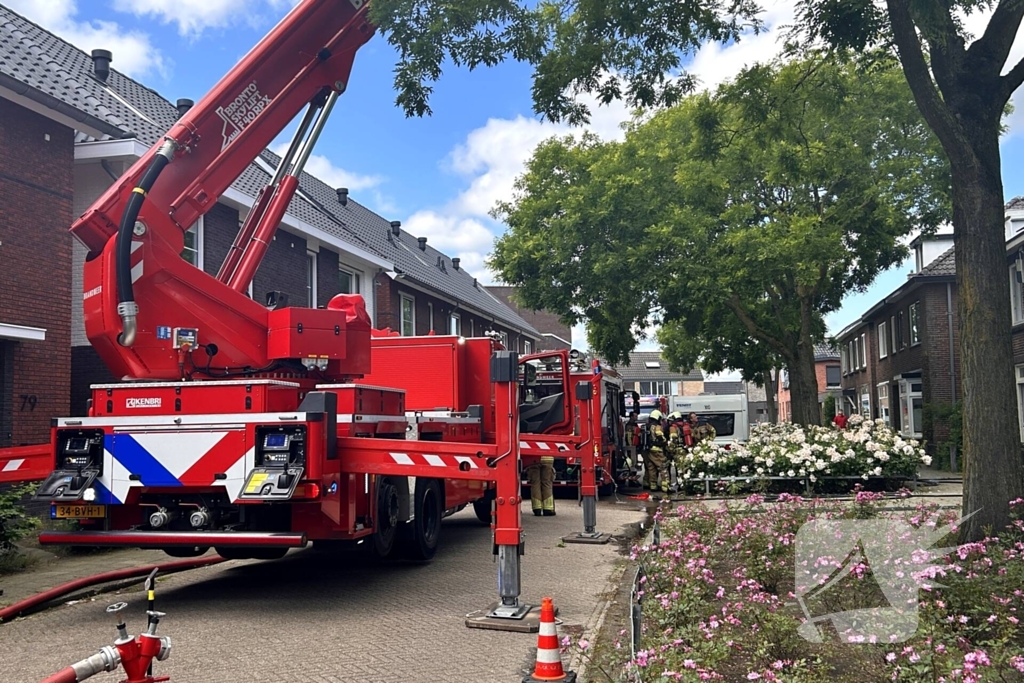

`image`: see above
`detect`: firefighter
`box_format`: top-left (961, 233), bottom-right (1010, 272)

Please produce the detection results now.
top-left (624, 411), bottom-right (640, 469)
top-left (526, 455), bottom-right (556, 516)
top-left (689, 412), bottom-right (717, 445)
top-left (645, 410), bottom-right (669, 493)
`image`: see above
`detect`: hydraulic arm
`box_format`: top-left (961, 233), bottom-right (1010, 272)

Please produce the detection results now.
top-left (72, 0), bottom-right (374, 381)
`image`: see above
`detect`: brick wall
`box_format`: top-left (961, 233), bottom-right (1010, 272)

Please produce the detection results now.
top-left (317, 248), bottom-right (341, 307)
top-left (70, 345), bottom-right (117, 416)
top-left (0, 99), bottom-right (74, 445)
top-left (201, 202), bottom-right (239, 279)
top-left (252, 229), bottom-right (308, 308)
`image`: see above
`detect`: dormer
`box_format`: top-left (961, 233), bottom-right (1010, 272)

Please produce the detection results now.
top-left (1006, 197), bottom-right (1024, 241)
top-left (909, 231), bottom-right (954, 274)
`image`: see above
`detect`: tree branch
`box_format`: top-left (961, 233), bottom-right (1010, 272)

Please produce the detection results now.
top-left (1002, 54), bottom-right (1024, 101)
top-left (724, 295), bottom-right (793, 361)
top-left (966, 0), bottom-right (1024, 79)
top-left (884, 0), bottom-right (963, 151)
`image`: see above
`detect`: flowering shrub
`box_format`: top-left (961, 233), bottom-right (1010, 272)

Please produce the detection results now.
top-left (587, 495), bottom-right (1024, 682)
top-left (677, 417), bottom-right (931, 487)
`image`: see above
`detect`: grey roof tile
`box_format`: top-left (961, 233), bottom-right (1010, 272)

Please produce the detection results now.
top-left (1007, 197), bottom-right (1024, 210)
top-left (919, 246), bottom-right (956, 276)
top-left (0, 2), bottom-right (537, 336)
top-left (814, 342), bottom-right (839, 361)
top-left (608, 351), bottom-right (703, 382)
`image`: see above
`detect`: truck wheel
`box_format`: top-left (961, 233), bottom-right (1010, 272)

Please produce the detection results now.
top-left (163, 546), bottom-right (209, 558)
top-left (472, 490), bottom-right (494, 525)
top-left (400, 478), bottom-right (443, 562)
top-left (372, 477), bottom-right (401, 559)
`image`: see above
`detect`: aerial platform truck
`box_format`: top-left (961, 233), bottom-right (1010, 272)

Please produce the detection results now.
top-left (361, 341), bottom-right (623, 542)
top-left (28, 0), bottom-right (535, 623)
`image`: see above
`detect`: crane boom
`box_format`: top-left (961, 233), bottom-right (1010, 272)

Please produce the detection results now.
top-left (72, 0), bottom-right (375, 382)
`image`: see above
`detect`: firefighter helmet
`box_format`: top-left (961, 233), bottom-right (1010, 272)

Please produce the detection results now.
top-left (669, 411), bottom-right (682, 421)
top-left (649, 409), bottom-right (663, 421)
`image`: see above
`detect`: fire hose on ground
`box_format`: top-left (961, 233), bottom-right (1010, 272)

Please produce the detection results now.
top-left (0, 555), bottom-right (225, 623)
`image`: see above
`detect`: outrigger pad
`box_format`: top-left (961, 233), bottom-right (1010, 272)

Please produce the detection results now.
top-left (465, 602), bottom-right (556, 633)
top-left (561, 532), bottom-right (612, 545)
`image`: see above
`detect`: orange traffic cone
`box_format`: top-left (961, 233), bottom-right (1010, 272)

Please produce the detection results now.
top-left (523, 597), bottom-right (577, 682)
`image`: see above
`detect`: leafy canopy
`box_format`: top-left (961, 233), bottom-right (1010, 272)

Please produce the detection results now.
top-left (490, 54), bottom-right (950, 372)
top-left (368, 0), bottom-right (762, 123)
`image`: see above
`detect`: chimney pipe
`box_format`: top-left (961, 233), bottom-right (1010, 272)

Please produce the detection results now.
top-left (452, 257), bottom-right (460, 270)
top-left (337, 187), bottom-right (349, 206)
top-left (390, 221), bottom-right (401, 236)
top-left (176, 98), bottom-right (194, 117)
top-left (91, 49), bottom-right (112, 83)
top-left (417, 237), bottom-right (427, 251)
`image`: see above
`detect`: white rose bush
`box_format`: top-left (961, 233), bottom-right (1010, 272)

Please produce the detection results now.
top-left (677, 415), bottom-right (931, 492)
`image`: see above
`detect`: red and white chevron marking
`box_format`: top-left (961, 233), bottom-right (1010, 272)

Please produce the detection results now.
top-left (388, 452), bottom-right (480, 469)
top-left (1, 458), bottom-right (27, 473)
top-left (518, 440), bottom-right (571, 452)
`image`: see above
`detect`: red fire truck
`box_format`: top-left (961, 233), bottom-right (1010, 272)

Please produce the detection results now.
top-left (28, 0), bottom-right (533, 621)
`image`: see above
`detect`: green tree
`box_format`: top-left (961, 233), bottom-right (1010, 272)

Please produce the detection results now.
top-left (369, 0), bottom-right (763, 122)
top-left (490, 54), bottom-right (949, 425)
top-left (791, 0), bottom-right (1024, 545)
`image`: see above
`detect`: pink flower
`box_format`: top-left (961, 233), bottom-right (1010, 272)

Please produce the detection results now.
top-left (747, 673), bottom-right (761, 680)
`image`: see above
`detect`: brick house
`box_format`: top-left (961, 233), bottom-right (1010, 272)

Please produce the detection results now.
top-left (486, 286), bottom-right (572, 352)
top-left (835, 234), bottom-right (960, 456)
top-left (610, 352), bottom-right (704, 396)
top-left (0, 4), bottom-right (539, 437)
top-left (777, 344), bottom-right (842, 423)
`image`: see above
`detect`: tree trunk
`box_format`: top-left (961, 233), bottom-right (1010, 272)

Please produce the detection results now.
top-left (765, 370), bottom-right (778, 423)
top-left (949, 122), bottom-right (1024, 542)
top-left (787, 346), bottom-right (821, 426)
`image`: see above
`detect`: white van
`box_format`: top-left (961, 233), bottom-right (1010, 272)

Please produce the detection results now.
top-left (669, 394), bottom-right (749, 444)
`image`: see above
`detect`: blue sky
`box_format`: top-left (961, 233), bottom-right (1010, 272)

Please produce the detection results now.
top-left (10, 0), bottom-right (1024, 359)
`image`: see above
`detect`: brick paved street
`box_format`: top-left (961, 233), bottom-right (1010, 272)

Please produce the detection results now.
top-left (0, 499), bottom-right (646, 683)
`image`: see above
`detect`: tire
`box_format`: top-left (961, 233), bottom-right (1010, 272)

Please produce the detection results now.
top-left (472, 490), bottom-right (494, 525)
top-left (163, 546), bottom-right (209, 558)
top-left (371, 477), bottom-right (401, 559)
top-left (400, 478), bottom-right (443, 562)
top-left (214, 547), bottom-right (288, 561)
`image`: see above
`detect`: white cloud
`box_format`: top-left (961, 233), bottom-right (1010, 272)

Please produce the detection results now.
top-left (111, 0), bottom-right (259, 37)
top-left (6, 0), bottom-right (168, 79)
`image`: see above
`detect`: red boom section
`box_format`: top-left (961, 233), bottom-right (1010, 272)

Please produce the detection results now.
top-left (73, 0), bottom-right (375, 381)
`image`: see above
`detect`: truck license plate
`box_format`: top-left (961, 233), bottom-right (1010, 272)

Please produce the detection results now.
top-left (53, 504), bottom-right (105, 519)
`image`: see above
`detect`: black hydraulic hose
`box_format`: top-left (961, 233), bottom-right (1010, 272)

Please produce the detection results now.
top-left (116, 140), bottom-right (176, 346)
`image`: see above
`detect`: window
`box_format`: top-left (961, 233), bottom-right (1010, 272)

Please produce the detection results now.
top-left (878, 321), bottom-right (888, 358)
top-left (1012, 261), bottom-right (1024, 324)
top-left (860, 384), bottom-right (871, 418)
top-left (1016, 366), bottom-right (1024, 441)
top-left (449, 313), bottom-right (461, 336)
top-left (877, 383), bottom-right (891, 426)
top-left (639, 381), bottom-right (671, 395)
top-left (644, 361), bottom-right (661, 369)
top-left (338, 266), bottom-right (361, 294)
top-left (898, 378), bottom-right (923, 437)
top-left (427, 303), bottom-right (434, 333)
top-left (306, 251), bottom-right (317, 307)
top-left (180, 218), bottom-right (203, 269)
top-left (909, 302), bottom-right (921, 346)
top-left (891, 315), bottom-right (898, 354)
top-left (860, 333), bottom-right (867, 369)
top-left (470, 319), bottom-right (476, 337)
top-left (400, 294), bottom-right (415, 336)
top-left (825, 365), bottom-right (841, 388)
top-left (524, 339), bottom-right (533, 354)
top-left (896, 311), bottom-right (906, 349)
top-left (849, 340), bottom-right (857, 372)
top-left (840, 347), bottom-right (848, 374)
top-left (499, 331), bottom-right (509, 348)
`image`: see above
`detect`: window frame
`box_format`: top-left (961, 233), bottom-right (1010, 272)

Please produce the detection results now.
top-left (449, 312), bottom-right (462, 336)
top-left (524, 339), bottom-right (533, 354)
top-left (338, 265), bottom-right (361, 295)
top-left (896, 311), bottom-right (906, 349)
top-left (306, 250), bottom-right (318, 308)
top-left (878, 321), bottom-right (888, 359)
top-left (891, 315), bottom-right (898, 354)
top-left (909, 302), bottom-right (921, 346)
top-left (859, 333), bottom-right (867, 369)
top-left (180, 216), bottom-right (204, 270)
top-left (825, 365), bottom-right (841, 388)
top-left (877, 382), bottom-right (891, 427)
top-left (1016, 365), bottom-right (1024, 442)
top-left (1012, 262), bottom-right (1024, 325)
top-left (400, 293), bottom-right (416, 337)
top-left (427, 302), bottom-right (434, 333)
top-left (859, 384), bottom-right (871, 418)
top-left (840, 347), bottom-right (848, 374)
